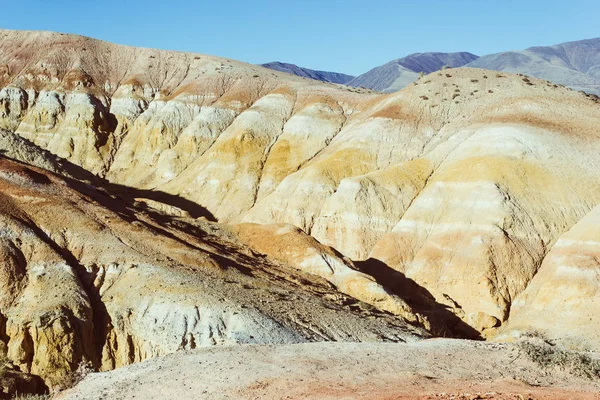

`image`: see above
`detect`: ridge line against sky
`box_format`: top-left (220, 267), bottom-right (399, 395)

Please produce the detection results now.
top-left (0, 0), bottom-right (599, 76)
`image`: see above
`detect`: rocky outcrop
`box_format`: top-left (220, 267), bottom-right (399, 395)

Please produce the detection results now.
top-left (0, 157), bottom-right (425, 390)
top-left (230, 223), bottom-right (427, 328)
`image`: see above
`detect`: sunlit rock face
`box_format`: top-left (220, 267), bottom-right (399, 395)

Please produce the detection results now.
top-left (1, 28), bottom-right (600, 354)
top-left (230, 222), bottom-right (428, 329)
top-left (499, 204), bottom-right (600, 351)
top-left (0, 156), bottom-right (425, 390)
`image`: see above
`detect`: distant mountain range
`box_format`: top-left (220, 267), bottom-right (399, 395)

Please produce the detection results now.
top-left (260, 61), bottom-right (355, 84)
top-left (347, 52), bottom-right (479, 92)
top-left (467, 38), bottom-right (600, 95)
top-left (261, 38), bottom-right (600, 94)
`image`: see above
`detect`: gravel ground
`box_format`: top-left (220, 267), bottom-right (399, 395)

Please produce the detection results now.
top-left (56, 339), bottom-right (600, 400)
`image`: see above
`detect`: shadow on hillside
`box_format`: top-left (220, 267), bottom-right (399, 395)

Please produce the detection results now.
top-left (0, 150), bottom-right (217, 222)
top-left (60, 159), bottom-right (217, 221)
top-left (354, 258), bottom-right (482, 340)
top-left (107, 183), bottom-right (217, 221)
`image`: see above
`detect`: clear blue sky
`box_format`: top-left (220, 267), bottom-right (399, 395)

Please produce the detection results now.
top-left (0, 0), bottom-right (598, 75)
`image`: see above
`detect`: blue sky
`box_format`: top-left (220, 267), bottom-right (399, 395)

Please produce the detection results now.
top-left (0, 0), bottom-right (598, 75)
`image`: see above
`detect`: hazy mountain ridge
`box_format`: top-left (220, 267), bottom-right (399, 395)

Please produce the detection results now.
top-left (270, 38), bottom-right (600, 94)
top-left (347, 52), bottom-right (479, 92)
top-left (466, 37), bottom-right (600, 94)
top-left (348, 37), bottom-right (600, 93)
top-left (261, 61), bottom-right (355, 84)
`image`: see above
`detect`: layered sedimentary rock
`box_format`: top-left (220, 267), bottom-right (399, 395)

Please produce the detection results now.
top-left (500, 204), bottom-right (600, 350)
top-left (230, 223), bottom-right (426, 327)
top-left (1, 29), bottom-right (600, 352)
top-left (0, 157), bottom-right (425, 389)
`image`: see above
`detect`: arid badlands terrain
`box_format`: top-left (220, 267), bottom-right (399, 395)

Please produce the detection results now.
top-left (0, 29), bottom-right (598, 399)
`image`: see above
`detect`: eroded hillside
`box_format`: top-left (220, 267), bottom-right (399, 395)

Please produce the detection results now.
top-left (0, 153), bottom-right (427, 393)
top-left (0, 29), bottom-right (599, 378)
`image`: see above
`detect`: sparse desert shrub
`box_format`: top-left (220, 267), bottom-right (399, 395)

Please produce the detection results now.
top-left (585, 93), bottom-right (600, 102)
top-left (51, 362), bottom-right (94, 393)
top-left (522, 77), bottom-right (534, 86)
top-left (496, 73), bottom-right (504, 78)
top-left (483, 75), bottom-right (488, 79)
top-left (488, 89), bottom-right (494, 93)
top-left (419, 95), bottom-right (429, 100)
top-left (452, 93), bottom-right (460, 99)
top-left (518, 337), bottom-right (600, 379)
top-left (470, 79), bottom-right (479, 83)
top-left (253, 75), bottom-right (259, 78)
top-left (445, 73), bottom-right (452, 78)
